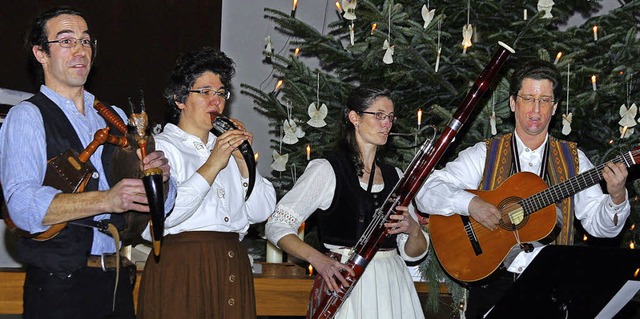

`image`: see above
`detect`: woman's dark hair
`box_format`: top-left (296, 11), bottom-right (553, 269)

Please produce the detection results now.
top-left (509, 59), bottom-right (563, 102)
top-left (27, 7), bottom-right (86, 84)
top-left (340, 85), bottom-right (392, 176)
top-left (164, 47), bottom-right (236, 123)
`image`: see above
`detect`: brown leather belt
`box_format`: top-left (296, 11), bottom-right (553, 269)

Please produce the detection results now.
top-left (86, 254), bottom-right (132, 271)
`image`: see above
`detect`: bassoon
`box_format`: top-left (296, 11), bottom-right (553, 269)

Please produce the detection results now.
top-left (307, 41), bottom-right (515, 319)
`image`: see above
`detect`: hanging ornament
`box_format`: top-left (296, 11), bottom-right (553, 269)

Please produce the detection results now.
top-left (562, 64), bottom-right (572, 136)
top-left (283, 119), bottom-right (305, 144)
top-left (435, 19), bottom-right (442, 73)
top-left (342, 0), bottom-right (357, 20)
top-left (537, 0), bottom-right (554, 19)
top-left (561, 113), bottom-right (573, 136)
top-left (421, 5), bottom-right (435, 29)
top-left (264, 35), bottom-right (274, 57)
top-left (271, 150), bottom-right (289, 172)
top-left (307, 74), bottom-right (327, 128)
top-left (349, 22), bottom-right (355, 46)
top-left (461, 0), bottom-right (472, 53)
top-left (462, 24), bottom-right (473, 48)
top-left (619, 104), bottom-right (637, 138)
top-left (490, 93), bottom-right (497, 135)
top-left (382, 5), bottom-right (393, 65)
top-left (382, 40), bottom-right (394, 64)
top-left (307, 103), bottom-right (328, 128)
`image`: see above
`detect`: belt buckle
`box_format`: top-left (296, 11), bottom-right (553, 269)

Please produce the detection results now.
top-left (100, 253), bottom-right (108, 272)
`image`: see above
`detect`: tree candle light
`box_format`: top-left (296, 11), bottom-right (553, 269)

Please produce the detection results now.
top-left (554, 52), bottom-right (562, 65)
top-left (291, 0), bottom-right (298, 17)
top-left (306, 144), bottom-right (311, 160)
top-left (593, 25), bottom-right (598, 41)
top-left (591, 75), bottom-right (597, 91)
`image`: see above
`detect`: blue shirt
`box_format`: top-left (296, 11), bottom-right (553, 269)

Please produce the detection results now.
top-left (0, 85), bottom-right (176, 255)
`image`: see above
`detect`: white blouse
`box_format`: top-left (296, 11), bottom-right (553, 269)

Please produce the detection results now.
top-left (265, 158), bottom-right (428, 262)
top-left (142, 123), bottom-right (276, 240)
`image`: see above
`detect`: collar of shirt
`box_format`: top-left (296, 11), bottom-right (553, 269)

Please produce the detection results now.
top-left (513, 131), bottom-right (548, 174)
top-left (162, 123), bottom-right (216, 151)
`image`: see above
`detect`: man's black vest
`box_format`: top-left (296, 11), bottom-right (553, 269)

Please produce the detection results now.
top-left (17, 92), bottom-right (120, 275)
top-left (315, 152), bottom-right (399, 249)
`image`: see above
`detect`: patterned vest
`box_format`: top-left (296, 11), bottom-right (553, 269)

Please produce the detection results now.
top-left (479, 133), bottom-right (579, 245)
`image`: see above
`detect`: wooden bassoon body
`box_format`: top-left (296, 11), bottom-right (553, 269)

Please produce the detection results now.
top-left (308, 41), bottom-right (515, 319)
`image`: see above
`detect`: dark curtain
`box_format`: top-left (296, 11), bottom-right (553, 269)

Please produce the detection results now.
top-left (0, 0), bottom-right (222, 125)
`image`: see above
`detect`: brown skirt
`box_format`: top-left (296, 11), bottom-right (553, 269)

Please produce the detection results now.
top-left (137, 231), bottom-right (256, 319)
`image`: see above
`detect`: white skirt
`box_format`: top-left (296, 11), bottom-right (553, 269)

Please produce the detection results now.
top-left (332, 248), bottom-right (425, 319)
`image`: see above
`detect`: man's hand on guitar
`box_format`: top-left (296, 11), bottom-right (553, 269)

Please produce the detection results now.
top-left (468, 196), bottom-right (502, 230)
top-left (602, 161), bottom-right (628, 205)
top-left (105, 178), bottom-right (150, 213)
top-left (308, 253), bottom-right (355, 293)
top-left (138, 149), bottom-right (171, 182)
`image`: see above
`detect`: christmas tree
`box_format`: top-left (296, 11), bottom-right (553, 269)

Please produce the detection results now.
top-left (242, 0), bottom-right (640, 315)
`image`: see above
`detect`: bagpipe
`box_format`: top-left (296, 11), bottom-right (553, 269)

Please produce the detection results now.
top-left (307, 41), bottom-right (515, 319)
top-left (4, 96), bottom-right (166, 257)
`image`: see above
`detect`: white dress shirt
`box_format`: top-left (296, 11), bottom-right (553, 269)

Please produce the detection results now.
top-left (415, 132), bottom-right (629, 273)
top-left (144, 123), bottom-right (276, 240)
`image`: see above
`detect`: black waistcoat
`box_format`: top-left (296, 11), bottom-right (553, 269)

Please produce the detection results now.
top-left (17, 92), bottom-right (120, 275)
top-left (315, 153), bottom-right (399, 249)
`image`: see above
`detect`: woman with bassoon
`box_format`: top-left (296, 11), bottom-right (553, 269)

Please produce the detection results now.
top-left (266, 85), bottom-right (429, 319)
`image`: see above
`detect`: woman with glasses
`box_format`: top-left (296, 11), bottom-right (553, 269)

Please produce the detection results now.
top-left (137, 47), bottom-right (276, 319)
top-left (266, 85), bottom-right (428, 318)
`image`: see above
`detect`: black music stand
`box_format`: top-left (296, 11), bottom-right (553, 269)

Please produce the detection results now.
top-left (485, 245), bottom-right (640, 319)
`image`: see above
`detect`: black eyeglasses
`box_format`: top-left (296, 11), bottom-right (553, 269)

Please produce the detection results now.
top-left (188, 88), bottom-right (231, 100)
top-left (46, 37), bottom-right (97, 49)
top-left (359, 111), bottom-right (397, 123)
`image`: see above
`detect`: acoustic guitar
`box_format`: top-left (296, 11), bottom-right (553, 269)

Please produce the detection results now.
top-left (428, 148), bottom-right (640, 283)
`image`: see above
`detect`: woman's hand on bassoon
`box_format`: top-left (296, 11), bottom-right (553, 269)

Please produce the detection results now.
top-left (308, 253), bottom-right (355, 293)
top-left (385, 205), bottom-right (421, 236)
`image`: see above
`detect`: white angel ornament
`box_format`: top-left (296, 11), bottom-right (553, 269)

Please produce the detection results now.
top-left (421, 5), bottom-right (435, 29)
top-left (537, 0), bottom-right (555, 19)
top-left (462, 24), bottom-right (473, 48)
top-left (271, 150), bottom-right (289, 172)
top-left (619, 103), bottom-right (637, 138)
top-left (562, 112), bottom-right (573, 135)
top-left (342, 0), bottom-right (357, 20)
top-left (382, 39), bottom-right (394, 64)
top-left (264, 35), bottom-right (274, 56)
top-left (307, 102), bottom-right (328, 128)
top-left (283, 119), bottom-right (305, 144)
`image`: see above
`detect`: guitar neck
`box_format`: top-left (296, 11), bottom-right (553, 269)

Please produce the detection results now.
top-left (522, 149), bottom-right (637, 215)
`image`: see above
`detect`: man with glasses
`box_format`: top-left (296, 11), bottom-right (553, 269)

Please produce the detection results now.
top-left (415, 59), bottom-right (630, 318)
top-left (0, 7), bottom-right (175, 319)
top-left (136, 47), bottom-right (276, 319)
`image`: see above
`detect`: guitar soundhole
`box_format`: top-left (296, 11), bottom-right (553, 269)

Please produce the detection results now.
top-left (497, 196), bottom-right (528, 231)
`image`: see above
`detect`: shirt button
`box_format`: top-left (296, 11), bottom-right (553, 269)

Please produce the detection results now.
top-left (224, 216), bottom-right (230, 222)
top-left (92, 172), bottom-right (100, 179)
top-left (228, 298), bottom-right (235, 306)
top-left (243, 182), bottom-right (248, 187)
top-left (528, 163), bottom-right (533, 167)
top-left (229, 275), bottom-right (235, 282)
top-left (228, 251), bottom-right (235, 258)
top-left (525, 148), bottom-right (530, 152)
